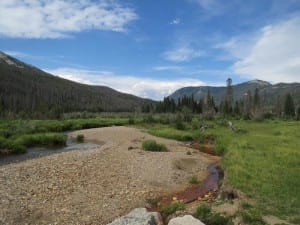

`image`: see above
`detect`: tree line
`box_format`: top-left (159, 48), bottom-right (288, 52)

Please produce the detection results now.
top-left (142, 78), bottom-right (300, 120)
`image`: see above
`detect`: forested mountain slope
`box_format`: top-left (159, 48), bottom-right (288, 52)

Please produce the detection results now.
top-left (169, 79), bottom-right (300, 106)
top-left (0, 52), bottom-right (154, 116)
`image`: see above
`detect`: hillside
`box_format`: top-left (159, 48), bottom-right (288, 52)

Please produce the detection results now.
top-left (0, 52), bottom-right (154, 116)
top-left (169, 79), bottom-right (300, 106)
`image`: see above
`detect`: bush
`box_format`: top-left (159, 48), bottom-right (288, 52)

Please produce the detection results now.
top-left (76, 134), bottom-right (84, 143)
top-left (143, 114), bottom-right (155, 123)
top-left (208, 213), bottom-right (232, 225)
top-left (162, 202), bottom-right (185, 215)
top-left (195, 204), bottom-right (211, 220)
top-left (241, 209), bottom-right (266, 225)
top-left (195, 204), bottom-right (233, 225)
top-left (10, 143), bottom-right (26, 154)
top-left (175, 121), bottom-right (186, 130)
top-left (0, 136), bottom-right (7, 148)
top-left (142, 140), bottom-right (168, 152)
top-left (189, 175), bottom-right (200, 184)
top-left (128, 117), bottom-right (135, 125)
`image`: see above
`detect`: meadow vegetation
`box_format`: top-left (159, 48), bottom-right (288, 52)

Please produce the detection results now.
top-left (0, 114), bottom-right (299, 223)
top-left (142, 140), bottom-right (168, 152)
top-left (140, 116), bottom-right (299, 223)
top-left (195, 204), bottom-right (233, 225)
top-left (0, 116), bottom-right (130, 153)
top-left (76, 134), bottom-right (85, 143)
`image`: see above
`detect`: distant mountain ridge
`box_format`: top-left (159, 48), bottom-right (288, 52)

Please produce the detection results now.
top-left (169, 79), bottom-right (300, 106)
top-left (0, 51), bottom-right (155, 116)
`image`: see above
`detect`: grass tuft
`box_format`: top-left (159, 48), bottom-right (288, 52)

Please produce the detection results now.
top-left (195, 204), bottom-right (232, 225)
top-left (76, 134), bottom-right (84, 143)
top-left (161, 202), bottom-right (185, 215)
top-left (189, 175), bottom-right (200, 184)
top-left (142, 140), bottom-right (168, 152)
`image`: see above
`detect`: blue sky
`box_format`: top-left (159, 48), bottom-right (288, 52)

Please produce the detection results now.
top-left (1, 0), bottom-right (300, 100)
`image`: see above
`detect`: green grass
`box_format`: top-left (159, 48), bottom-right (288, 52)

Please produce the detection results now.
top-left (240, 208), bottom-right (266, 225)
top-left (161, 202), bottom-right (185, 215)
top-left (142, 119), bottom-right (300, 222)
top-left (142, 140), bottom-right (168, 152)
top-left (0, 116), bottom-right (130, 153)
top-left (189, 175), bottom-right (200, 184)
top-left (195, 204), bottom-right (233, 225)
top-left (223, 120), bottom-right (300, 221)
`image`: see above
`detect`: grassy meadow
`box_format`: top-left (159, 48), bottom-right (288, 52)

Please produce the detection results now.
top-left (142, 118), bottom-right (300, 223)
top-left (0, 114), bottom-right (299, 223)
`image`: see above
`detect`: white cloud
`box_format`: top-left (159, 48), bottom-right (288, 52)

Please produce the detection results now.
top-left (46, 67), bottom-right (206, 100)
top-left (0, 0), bottom-right (137, 38)
top-left (189, 0), bottom-right (224, 16)
top-left (220, 16), bottom-right (300, 83)
top-left (195, 0), bottom-right (218, 10)
top-left (163, 46), bottom-right (205, 62)
top-left (170, 18), bottom-right (181, 25)
top-left (152, 65), bottom-right (183, 72)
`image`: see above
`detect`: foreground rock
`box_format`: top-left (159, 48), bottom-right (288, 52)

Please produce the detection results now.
top-left (168, 215), bottom-right (205, 225)
top-left (107, 208), bottom-right (163, 225)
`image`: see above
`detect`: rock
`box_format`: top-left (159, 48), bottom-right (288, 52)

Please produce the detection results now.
top-left (168, 215), bottom-right (205, 225)
top-left (107, 208), bottom-right (163, 225)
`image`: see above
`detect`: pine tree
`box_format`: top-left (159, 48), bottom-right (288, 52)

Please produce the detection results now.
top-left (284, 93), bottom-right (295, 118)
top-left (253, 87), bottom-right (260, 116)
top-left (297, 107), bottom-right (300, 120)
top-left (226, 78), bottom-right (233, 109)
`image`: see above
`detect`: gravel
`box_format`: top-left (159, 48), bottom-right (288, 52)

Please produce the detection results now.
top-left (0, 126), bottom-right (214, 225)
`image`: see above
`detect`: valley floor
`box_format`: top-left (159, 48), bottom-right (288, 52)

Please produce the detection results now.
top-left (0, 126), bottom-right (216, 225)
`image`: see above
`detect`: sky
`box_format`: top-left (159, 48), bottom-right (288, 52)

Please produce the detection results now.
top-left (1, 0), bottom-right (300, 100)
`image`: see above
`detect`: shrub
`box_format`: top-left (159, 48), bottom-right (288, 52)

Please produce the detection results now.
top-left (208, 213), bottom-right (232, 225)
top-left (241, 209), bottom-right (266, 225)
top-left (0, 136), bottom-right (7, 148)
top-left (128, 117), bottom-right (135, 125)
top-left (7, 142), bottom-right (26, 154)
top-left (191, 118), bottom-right (201, 129)
top-left (175, 121), bottom-right (186, 130)
top-left (142, 140), bottom-right (168, 152)
top-left (189, 175), bottom-right (200, 184)
top-left (143, 114), bottom-right (155, 123)
top-left (195, 204), bottom-right (233, 225)
top-left (195, 204), bottom-right (211, 220)
top-left (162, 202), bottom-right (185, 215)
top-left (76, 134), bottom-right (84, 143)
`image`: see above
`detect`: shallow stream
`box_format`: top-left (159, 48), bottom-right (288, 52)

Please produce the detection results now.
top-left (0, 138), bottom-right (101, 166)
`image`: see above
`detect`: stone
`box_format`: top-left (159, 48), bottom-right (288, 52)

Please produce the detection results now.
top-left (168, 215), bottom-right (205, 225)
top-left (107, 208), bottom-right (163, 225)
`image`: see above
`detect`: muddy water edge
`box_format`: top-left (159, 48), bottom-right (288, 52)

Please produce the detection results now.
top-left (147, 143), bottom-right (224, 220)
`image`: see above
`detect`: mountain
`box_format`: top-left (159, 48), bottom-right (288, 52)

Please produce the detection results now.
top-left (0, 52), bottom-right (155, 116)
top-left (169, 79), bottom-right (300, 106)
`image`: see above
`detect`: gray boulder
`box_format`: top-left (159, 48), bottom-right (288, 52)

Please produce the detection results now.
top-left (107, 208), bottom-right (163, 225)
top-left (168, 215), bottom-right (205, 225)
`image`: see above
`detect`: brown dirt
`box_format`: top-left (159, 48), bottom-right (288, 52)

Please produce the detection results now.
top-left (0, 126), bottom-right (215, 225)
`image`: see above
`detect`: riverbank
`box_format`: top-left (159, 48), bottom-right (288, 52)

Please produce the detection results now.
top-left (0, 126), bottom-right (215, 225)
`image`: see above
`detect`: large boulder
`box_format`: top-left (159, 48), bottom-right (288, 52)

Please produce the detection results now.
top-left (168, 215), bottom-right (205, 225)
top-left (107, 208), bottom-right (163, 225)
